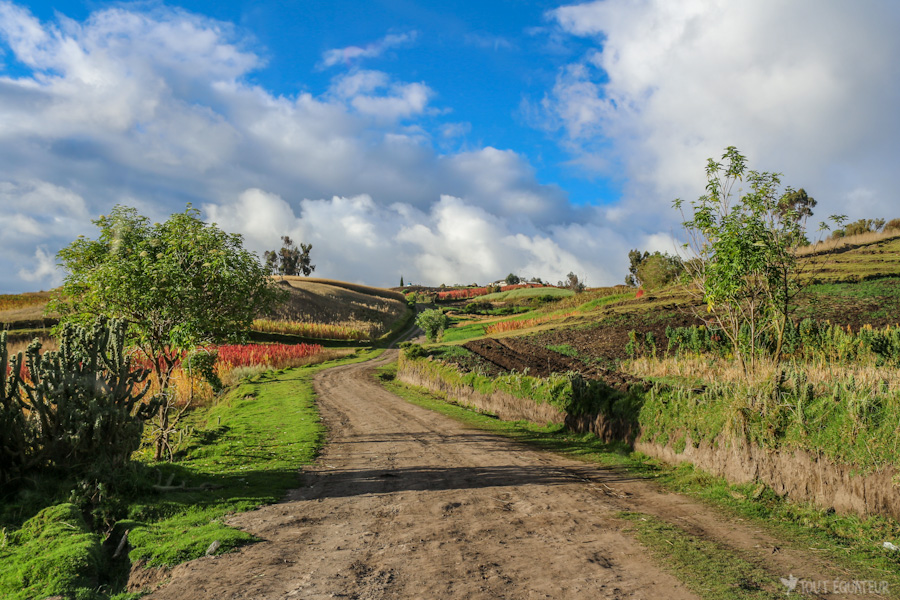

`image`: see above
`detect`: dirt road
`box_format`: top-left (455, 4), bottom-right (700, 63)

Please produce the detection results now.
top-left (144, 351), bottom-right (870, 599)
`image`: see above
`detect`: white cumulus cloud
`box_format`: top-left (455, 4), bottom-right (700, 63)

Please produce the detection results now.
top-left (544, 0), bottom-right (900, 231)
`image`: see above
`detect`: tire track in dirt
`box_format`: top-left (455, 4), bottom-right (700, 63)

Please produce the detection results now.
top-left (143, 351), bottom-right (877, 599)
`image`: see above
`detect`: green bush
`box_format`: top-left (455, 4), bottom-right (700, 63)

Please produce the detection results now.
top-left (416, 309), bottom-right (450, 342)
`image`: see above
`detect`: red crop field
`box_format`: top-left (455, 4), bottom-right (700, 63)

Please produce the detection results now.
top-left (214, 343), bottom-right (325, 369)
top-left (435, 283), bottom-right (548, 302)
top-left (484, 311), bottom-right (578, 336)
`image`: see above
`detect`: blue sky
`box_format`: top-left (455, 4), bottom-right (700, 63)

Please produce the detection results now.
top-left (1, 0), bottom-right (899, 292)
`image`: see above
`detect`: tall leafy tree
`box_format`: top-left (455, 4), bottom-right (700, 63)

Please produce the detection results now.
top-left (674, 147), bottom-right (841, 371)
top-left (54, 205), bottom-right (282, 459)
top-left (265, 236), bottom-right (314, 277)
top-left (625, 250), bottom-right (683, 289)
top-left (558, 272), bottom-right (585, 292)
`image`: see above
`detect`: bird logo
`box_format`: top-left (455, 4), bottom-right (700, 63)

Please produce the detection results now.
top-left (780, 574), bottom-right (799, 593)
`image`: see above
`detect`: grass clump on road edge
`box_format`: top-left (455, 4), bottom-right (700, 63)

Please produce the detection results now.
top-left (127, 348), bottom-right (382, 568)
top-left (0, 349), bottom-right (380, 600)
top-left (376, 361), bottom-right (900, 599)
top-left (619, 512), bottom-right (781, 599)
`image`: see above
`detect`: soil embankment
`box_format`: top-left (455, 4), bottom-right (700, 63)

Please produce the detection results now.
top-left (141, 351), bottom-right (877, 599)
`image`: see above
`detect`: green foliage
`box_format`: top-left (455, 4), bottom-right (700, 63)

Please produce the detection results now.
top-left (504, 273), bottom-right (521, 285)
top-left (264, 235), bottom-right (314, 277)
top-left (674, 146), bottom-right (842, 370)
top-left (416, 308), bottom-right (450, 342)
top-left (1, 320), bottom-right (159, 487)
top-left (399, 342), bottom-right (429, 359)
top-left (776, 188), bottom-right (816, 222)
top-left (463, 301), bottom-right (493, 314)
top-left (183, 349), bottom-right (222, 394)
top-left (54, 204), bottom-right (281, 460)
top-left (831, 218), bottom-right (885, 239)
top-left (625, 250), bottom-right (683, 289)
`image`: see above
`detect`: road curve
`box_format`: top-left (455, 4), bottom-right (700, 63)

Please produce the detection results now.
top-left (145, 351), bottom-right (861, 599)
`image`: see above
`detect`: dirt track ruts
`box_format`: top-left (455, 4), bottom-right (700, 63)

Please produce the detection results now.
top-left (144, 351), bottom-right (874, 599)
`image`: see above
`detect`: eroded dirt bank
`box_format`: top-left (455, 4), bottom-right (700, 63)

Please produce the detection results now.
top-left (634, 437), bottom-right (900, 521)
top-left (141, 352), bottom-right (882, 599)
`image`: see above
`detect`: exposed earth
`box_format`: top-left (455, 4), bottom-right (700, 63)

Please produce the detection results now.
top-left (462, 337), bottom-right (647, 392)
top-left (139, 350), bottom-right (879, 599)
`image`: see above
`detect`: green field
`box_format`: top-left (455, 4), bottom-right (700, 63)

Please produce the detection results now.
top-left (477, 286), bottom-right (574, 302)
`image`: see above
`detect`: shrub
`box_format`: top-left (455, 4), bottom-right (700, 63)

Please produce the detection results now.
top-left (416, 309), bottom-right (450, 342)
top-left (1, 320), bottom-right (160, 486)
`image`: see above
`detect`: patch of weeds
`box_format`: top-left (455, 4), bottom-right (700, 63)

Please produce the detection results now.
top-left (619, 511), bottom-right (780, 599)
top-left (546, 343), bottom-right (578, 357)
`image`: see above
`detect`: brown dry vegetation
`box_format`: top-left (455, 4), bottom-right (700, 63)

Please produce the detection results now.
top-left (798, 236), bottom-right (900, 283)
top-left (797, 228), bottom-right (900, 257)
top-left (0, 291), bottom-right (56, 328)
top-left (285, 276), bottom-right (405, 302)
top-left (265, 277), bottom-right (407, 339)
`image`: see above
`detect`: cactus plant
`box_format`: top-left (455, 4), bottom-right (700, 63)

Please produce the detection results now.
top-left (14, 319), bottom-right (161, 478)
top-left (0, 332), bottom-right (34, 485)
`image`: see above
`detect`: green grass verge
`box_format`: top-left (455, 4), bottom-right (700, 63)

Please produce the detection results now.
top-left (127, 349), bottom-right (381, 567)
top-left (0, 349), bottom-right (380, 599)
top-left (440, 318), bottom-right (491, 343)
top-left (377, 363), bottom-right (900, 598)
top-left (619, 511), bottom-right (781, 599)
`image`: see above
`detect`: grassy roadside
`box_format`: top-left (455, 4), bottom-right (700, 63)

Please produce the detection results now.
top-left (0, 349), bottom-right (380, 600)
top-left (375, 361), bottom-right (900, 599)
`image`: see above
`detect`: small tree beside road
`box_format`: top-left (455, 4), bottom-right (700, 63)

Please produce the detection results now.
top-left (416, 309), bottom-right (450, 342)
top-left (54, 205), bottom-right (282, 459)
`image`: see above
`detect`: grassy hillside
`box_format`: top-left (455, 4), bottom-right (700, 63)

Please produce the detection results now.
top-left (1, 277), bottom-right (411, 346)
top-left (262, 277), bottom-right (409, 342)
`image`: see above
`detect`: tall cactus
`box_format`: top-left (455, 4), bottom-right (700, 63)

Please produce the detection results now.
top-left (0, 331), bottom-right (33, 485)
top-left (19, 319), bottom-right (162, 475)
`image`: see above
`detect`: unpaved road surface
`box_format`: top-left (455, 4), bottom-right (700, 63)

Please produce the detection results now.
top-left (144, 351), bottom-right (873, 599)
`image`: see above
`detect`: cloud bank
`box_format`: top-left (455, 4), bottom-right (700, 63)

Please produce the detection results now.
top-left (0, 3), bottom-right (608, 292)
top-left (543, 0), bottom-right (900, 231)
top-left (1, 1), bottom-right (897, 293)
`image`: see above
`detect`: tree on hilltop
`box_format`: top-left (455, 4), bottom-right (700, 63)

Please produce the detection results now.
top-left (558, 272), bottom-right (585, 292)
top-left (265, 235), bottom-right (315, 277)
top-left (625, 249), bottom-right (683, 289)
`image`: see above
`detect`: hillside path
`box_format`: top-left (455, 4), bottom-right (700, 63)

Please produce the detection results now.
top-left (144, 351), bottom-right (869, 599)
